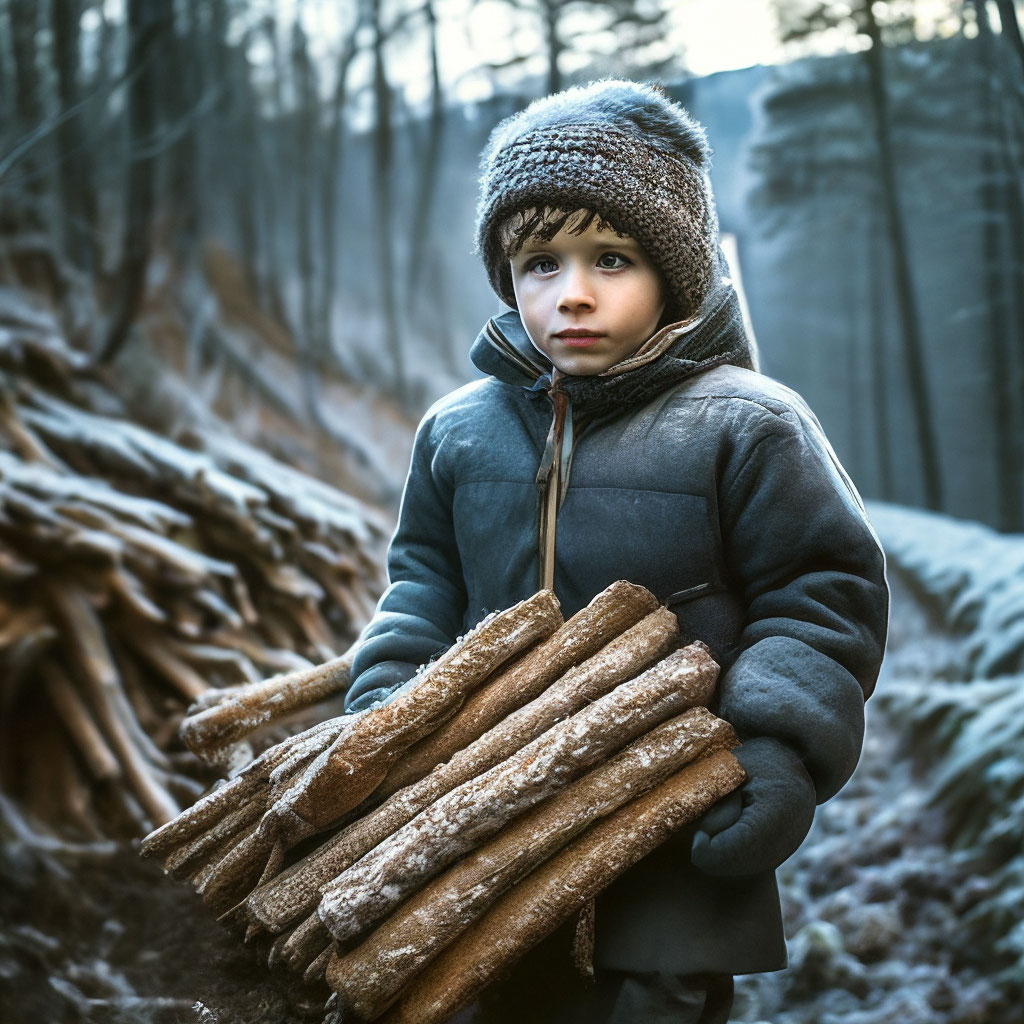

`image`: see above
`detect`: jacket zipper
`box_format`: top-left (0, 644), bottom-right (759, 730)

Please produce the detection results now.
top-left (485, 318), bottom-right (576, 593)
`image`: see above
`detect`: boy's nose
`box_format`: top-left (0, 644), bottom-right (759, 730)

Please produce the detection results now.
top-left (557, 269), bottom-right (596, 313)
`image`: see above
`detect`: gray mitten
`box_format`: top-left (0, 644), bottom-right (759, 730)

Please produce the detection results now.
top-left (690, 736), bottom-right (816, 876)
top-left (344, 660), bottom-right (419, 714)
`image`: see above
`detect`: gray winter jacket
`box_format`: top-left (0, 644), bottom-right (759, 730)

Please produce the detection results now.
top-left (347, 291), bottom-right (888, 975)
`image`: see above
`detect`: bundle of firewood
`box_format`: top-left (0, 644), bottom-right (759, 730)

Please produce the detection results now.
top-left (0, 291), bottom-right (388, 837)
top-left (142, 581), bottom-right (746, 1023)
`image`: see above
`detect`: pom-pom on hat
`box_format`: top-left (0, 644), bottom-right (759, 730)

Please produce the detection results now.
top-left (475, 80), bottom-right (720, 322)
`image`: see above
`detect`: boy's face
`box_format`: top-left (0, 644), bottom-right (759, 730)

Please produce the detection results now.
top-left (509, 215), bottom-right (666, 376)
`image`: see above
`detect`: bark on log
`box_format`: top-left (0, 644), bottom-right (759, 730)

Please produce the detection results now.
top-left (378, 748), bottom-right (746, 1024)
top-left (46, 584), bottom-right (179, 826)
top-left (184, 718), bottom-right (359, 914)
top-left (41, 662), bottom-right (121, 782)
top-left (187, 593), bottom-right (561, 912)
top-left (268, 590), bottom-right (563, 844)
top-left (375, 581), bottom-right (658, 798)
top-left (318, 642), bottom-right (720, 945)
top-left (180, 645), bottom-right (358, 758)
top-left (245, 607), bottom-right (679, 935)
top-left (163, 798), bottom-right (265, 879)
top-left (328, 708), bottom-right (737, 1020)
top-left (1, 316), bottom-right (389, 838)
top-left (274, 909), bottom-right (332, 975)
top-left (140, 718), bottom-right (350, 861)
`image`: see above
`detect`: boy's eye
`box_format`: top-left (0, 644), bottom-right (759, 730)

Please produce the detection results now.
top-left (597, 252), bottom-right (629, 269)
top-left (529, 257), bottom-right (559, 275)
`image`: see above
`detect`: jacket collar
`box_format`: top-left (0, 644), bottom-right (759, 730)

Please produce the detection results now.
top-left (469, 280), bottom-right (757, 391)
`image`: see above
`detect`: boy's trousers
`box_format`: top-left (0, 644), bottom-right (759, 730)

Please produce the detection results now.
top-left (465, 971), bottom-right (734, 1024)
top-left (453, 923), bottom-right (735, 1024)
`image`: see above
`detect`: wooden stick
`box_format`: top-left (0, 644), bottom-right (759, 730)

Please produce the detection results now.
top-left (46, 584), bottom-right (179, 827)
top-left (318, 643), bottom-right (719, 945)
top-left (200, 589), bottom-right (563, 913)
top-left (327, 709), bottom-right (738, 1020)
top-left (304, 946), bottom-right (332, 986)
top-left (140, 751), bottom-right (283, 860)
top-left (377, 749), bottom-right (746, 1024)
top-left (374, 581), bottom-right (659, 798)
top-left (270, 590), bottom-right (563, 844)
top-left (41, 662), bottom-right (121, 782)
top-left (274, 910), bottom-right (331, 975)
top-left (180, 645), bottom-right (358, 756)
top-left (245, 608), bottom-right (680, 935)
top-left (163, 798), bottom-right (265, 878)
top-left (125, 630), bottom-right (211, 702)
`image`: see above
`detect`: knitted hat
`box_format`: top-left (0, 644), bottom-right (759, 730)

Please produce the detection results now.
top-left (475, 80), bottom-right (720, 322)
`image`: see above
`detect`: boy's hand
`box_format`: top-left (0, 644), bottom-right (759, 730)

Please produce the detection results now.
top-left (690, 737), bottom-right (816, 876)
top-left (345, 660), bottom-right (419, 714)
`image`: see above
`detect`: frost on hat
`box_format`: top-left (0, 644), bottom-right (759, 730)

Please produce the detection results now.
top-left (476, 80), bottom-right (720, 322)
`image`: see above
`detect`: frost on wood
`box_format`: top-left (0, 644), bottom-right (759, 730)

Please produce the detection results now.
top-left (0, 298), bottom-right (387, 838)
top-left (267, 588), bottom-right (562, 842)
top-left (139, 581), bottom-right (745, 1023)
top-left (316, 641), bottom-right (720, 944)
top-left (245, 598), bottom-right (675, 935)
top-left (328, 708), bottom-right (738, 1021)
top-left (179, 647), bottom-right (360, 758)
top-left (379, 749), bottom-right (746, 1024)
top-left (143, 589), bottom-right (564, 918)
top-left (376, 580), bottom-right (660, 798)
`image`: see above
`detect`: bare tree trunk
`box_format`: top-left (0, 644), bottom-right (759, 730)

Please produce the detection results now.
top-left (406, 0), bottom-right (446, 304)
top-left (98, 0), bottom-right (166, 364)
top-left (319, 26), bottom-right (360, 361)
top-left (8, 0), bottom-right (47, 225)
top-left (542, 0), bottom-right (563, 94)
top-left (994, 0), bottom-right (1024, 78)
top-left (0, 1), bottom-right (14, 134)
top-left (255, 11), bottom-right (290, 325)
top-left (973, 1), bottom-right (1024, 530)
top-left (163, 1), bottom-right (204, 252)
top-left (370, 0), bottom-right (410, 408)
top-left (292, 21), bottom-right (323, 421)
top-left (869, 218), bottom-right (894, 501)
top-left (861, 2), bottom-right (943, 510)
top-left (52, 0), bottom-right (99, 271)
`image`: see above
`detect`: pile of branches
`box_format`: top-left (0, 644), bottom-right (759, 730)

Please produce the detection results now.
top-left (0, 289), bottom-right (388, 838)
top-left (142, 582), bottom-right (745, 1023)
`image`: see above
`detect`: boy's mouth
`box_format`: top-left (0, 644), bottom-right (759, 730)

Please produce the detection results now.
top-left (554, 329), bottom-right (605, 347)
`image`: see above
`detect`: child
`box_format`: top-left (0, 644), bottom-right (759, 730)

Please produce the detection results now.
top-left (343, 80), bottom-right (888, 1024)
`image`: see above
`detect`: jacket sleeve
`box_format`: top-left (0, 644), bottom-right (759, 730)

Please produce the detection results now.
top-left (714, 400), bottom-right (889, 803)
top-left (345, 413), bottom-right (468, 711)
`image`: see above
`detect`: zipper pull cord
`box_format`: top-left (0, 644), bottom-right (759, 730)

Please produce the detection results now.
top-left (537, 380), bottom-right (571, 592)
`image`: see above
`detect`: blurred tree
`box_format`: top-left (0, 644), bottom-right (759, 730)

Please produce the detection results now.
top-left (160, 0), bottom-right (220, 255)
top-left (970, 0), bottom-right (1024, 530)
top-left (994, 0), bottom-right (1024, 75)
top-left (99, 0), bottom-right (171, 363)
top-left (775, 0), bottom-right (944, 511)
top-left (251, 10), bottom-right (291, 324)
top-left (319, 17), bottom-right (362, 363)
top-left (473, 0), bottom-right (676, 96)
top-left (52, 0), bottom-right (99, 271)
top-left (0, 1), bottom-right (12, 130)
top-left (7, 0), bottom-right (48, 228)
top-left (293, 18), bottom-right (320, 379)
top-left (369, 0), bottom-right (410, 409)
top-left (406, 0), bottom-right (445, 302)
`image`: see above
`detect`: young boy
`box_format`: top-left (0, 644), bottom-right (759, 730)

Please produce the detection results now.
top-left (344, 80), bottom-right (888, 1023)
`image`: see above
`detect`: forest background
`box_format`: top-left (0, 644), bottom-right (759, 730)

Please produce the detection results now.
top-left (2, 1), bottom-right (1024, 1023)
